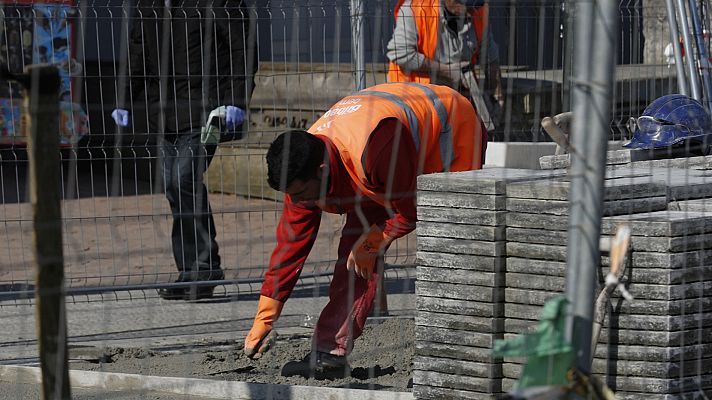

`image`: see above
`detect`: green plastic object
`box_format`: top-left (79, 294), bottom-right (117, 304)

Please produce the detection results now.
top-left (200, 124), bottom-right (221, 146)
top-left (493, 295), bottom-right (575, 389)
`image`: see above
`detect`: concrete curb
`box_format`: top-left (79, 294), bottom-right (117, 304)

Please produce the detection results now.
top-left (0, 365), bottom-right (414, 400)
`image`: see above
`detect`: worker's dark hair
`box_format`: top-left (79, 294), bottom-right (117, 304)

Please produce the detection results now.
top-left (266, 130), bottom-right (326, 192)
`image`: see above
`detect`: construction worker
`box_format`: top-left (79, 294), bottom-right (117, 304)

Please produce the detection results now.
top-left (243, 82), bottom-right (486, 371)
top-left (386, 0), bottom-right (504, 131)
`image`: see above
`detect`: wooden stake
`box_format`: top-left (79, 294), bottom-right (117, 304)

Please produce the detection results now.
top-left (24, 64), bottom-right (71, 400)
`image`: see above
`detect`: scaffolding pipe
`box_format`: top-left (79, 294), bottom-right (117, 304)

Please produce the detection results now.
top-left (350, 0), bottom-right (366, 91)
top-left (688, 0), bottom-right (712, 111)
top-left (677, 0), bottom-right (704, 100)
top-left (565, 0), bottom-right (618, 372)
top-left (666, 0), bottom-right (690, 95)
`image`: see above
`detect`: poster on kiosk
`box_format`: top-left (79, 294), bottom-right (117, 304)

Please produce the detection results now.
top-left (0, 0), bottom-right (89, 147)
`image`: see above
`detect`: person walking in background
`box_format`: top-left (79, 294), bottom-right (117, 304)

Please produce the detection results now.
top-left (243, 82), bottom-right (486, 372)
top-left (386, 0), bottom-right (504, 131)
top-left (111, 0), bottom-right (257, 300)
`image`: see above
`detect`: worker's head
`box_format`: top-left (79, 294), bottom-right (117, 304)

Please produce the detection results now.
top-left (445, 0), bottom-right (484, 15)
top-left (266, 130), bottom-right (328, 203)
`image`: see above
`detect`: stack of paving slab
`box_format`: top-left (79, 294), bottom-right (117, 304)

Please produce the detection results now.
top-left (539, 147), bottom-right (712, 170)
top-left (502, 168), bottom-right (712, 398)
top-left (413, 168), bottom-right (559, 400)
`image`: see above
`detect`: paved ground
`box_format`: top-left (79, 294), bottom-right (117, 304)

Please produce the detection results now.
top-left (0, 281), bottom-right (415, 398)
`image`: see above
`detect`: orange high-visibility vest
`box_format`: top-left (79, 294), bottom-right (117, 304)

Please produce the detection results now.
top-left (307, 82), bottom-right (484, 205)
top-left (387, 0), bottom-right (489, 84)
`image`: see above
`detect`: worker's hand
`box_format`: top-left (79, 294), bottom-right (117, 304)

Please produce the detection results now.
top-left (438, 61), bottom-right (471, 86)
top-left (225, 106), bottom-right (245, 130)
top-left (347, 225), bottom-right (391, 280)
top-left (244, 295), bottom-right (284, 360)
top-left (487, 63), bottom-right (505, 108)
top-left (111, 108), bottom-right (130, 127)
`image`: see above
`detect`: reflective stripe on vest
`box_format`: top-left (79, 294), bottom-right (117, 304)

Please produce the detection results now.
top-left (403, 82), bottom-right (454, 171)
top-left (362, 82), bottom-right (454, 171)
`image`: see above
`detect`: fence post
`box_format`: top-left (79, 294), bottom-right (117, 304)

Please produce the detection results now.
top-left (24, 64), bottom-right (71, 399)
top-left (565, 0), bottom-right (618, 372)
top-left (350, 0), bottom-right (366, 91)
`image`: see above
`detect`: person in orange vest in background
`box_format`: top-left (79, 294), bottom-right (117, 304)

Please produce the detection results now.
top-left (386, 0), bottom-right (504, 131)
top-left (243, 82), bottom-right (486, 372)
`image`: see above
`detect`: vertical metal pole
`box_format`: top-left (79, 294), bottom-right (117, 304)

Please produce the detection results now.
top-left (677, 0), bottom-right (703, 100)
top-left (562, 0), bottom-right (576, 112)
top-left (687, 0), bottom-right (712, 110)
top-left (565, 0), bottom-right (618, 372)
top-left (350, 0), bottom-right (366, 91)
top-left (25, 65), bottom-right (71, 399)
top-left (667, 0), bottom-right (690, 95)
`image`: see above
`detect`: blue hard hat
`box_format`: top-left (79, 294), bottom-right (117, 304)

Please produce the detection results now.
top-left (624, 94), bottom-right (712, 150)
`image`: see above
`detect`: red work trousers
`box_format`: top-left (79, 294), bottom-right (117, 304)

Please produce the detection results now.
top-left (313, 206), bottom-right (390, 356)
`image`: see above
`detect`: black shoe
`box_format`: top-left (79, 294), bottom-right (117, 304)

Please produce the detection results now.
top-left (157, 285), bottom-right (216, 300)
top-left (158, 270), bottom-right (224, 300)
top-left (316, 352), bottom-right (349, 370)
top-left (281, 351), bottom-right (350, 379)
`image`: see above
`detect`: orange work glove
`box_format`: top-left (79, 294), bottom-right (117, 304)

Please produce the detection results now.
top-left (347, 224), bottom-right (391, 280)
top-left (244, 295), bottom-right (284, 359)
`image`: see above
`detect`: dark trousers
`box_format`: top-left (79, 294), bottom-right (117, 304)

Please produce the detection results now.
top-left (160, 132), bottom-right (222, 281)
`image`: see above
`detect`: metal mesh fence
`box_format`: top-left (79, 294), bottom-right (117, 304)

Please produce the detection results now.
top-left (0, 0), bottom-right (710, 398)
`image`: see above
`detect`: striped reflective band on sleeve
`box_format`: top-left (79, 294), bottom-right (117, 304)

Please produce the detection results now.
top-left (358, 91), bottom-right (421, 151)
top-left (403, 83), bottom-right (454, 171)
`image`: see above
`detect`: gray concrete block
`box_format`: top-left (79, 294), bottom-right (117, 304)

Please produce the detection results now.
top-left (506, 242), bottom-right (712, 268)
top-left (413, 384), bottom-right (501, 400)
top-left (539, 150), bottom-right (712, 170)
top-left (507, 210), bottom-right (712, 237)
top-left (505, 257), bottom-right (568, 277)
top-left (502, 363), bottom-right (705, 399)
top-left (505, 176), bottom-right (666, 201)
top-left (417, 221), bottom-right (506, 241)
top-left (600, 374), bottom-right (712, 394)
top-left (505, 287), bottom-right (712, 316)
top-left (417, 266), bottom-right (503, 287)
top-left (414, 356), bottom-right (502, 379)
top-left (506, 242), bottom-right (567, 261)
top-left (416, 311), bottom-right (503, 334)
top-left (413, 370), bottom-right (501, 393)
top-left (415, 326), bottom-right (501, 348)
top-left (501, 363), bottom-right (522, 379)
top-left (416, 281), bottom-right (504, 302)
top-left (505, 212), bottom-right (568, 231)
top-left (501, 377), bottom-right (517, 393)
top-left (418, 238), bottom-right (506, 257)
top-left (415, 341), bottom-right (502, 364)
top-left (418, 206), bottom-right (507, 226)
top-left (504, 288), bottom-right (565, 307)
top-left (506, 273), bottom-right (712, 300)
top-left (505, 318), bottom-right (712, 347)
top-left (604, 210), bottom-right (712, 237)
top-left (505, 273), bottom-right (565, 293)
top-left (417, 168), bottom-right (561, 195)
top-left (505, 303), bottom-right (712, 331)
top-left (615, 390), bottom-right (712, 400)
top-left (417, 251), bottom-right (506, 272)
top-left (669, 199), bottom-right (712, 212)
top-left (592, 343), bottom-right (712, 363)
top-left (417, 192), bottom-right (506, 210)
top-left (417, 296), bottom-right (504, 318)
top-left (506, 196), bottom-right (668, 216)
top-left (591, 357), bottom-right (712, 379)
top-left (507, 226), bottom-right (712, 253)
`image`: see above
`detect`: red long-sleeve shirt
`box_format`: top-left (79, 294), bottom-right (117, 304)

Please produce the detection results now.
top-left (261, 118), bottom-right (417, 301)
